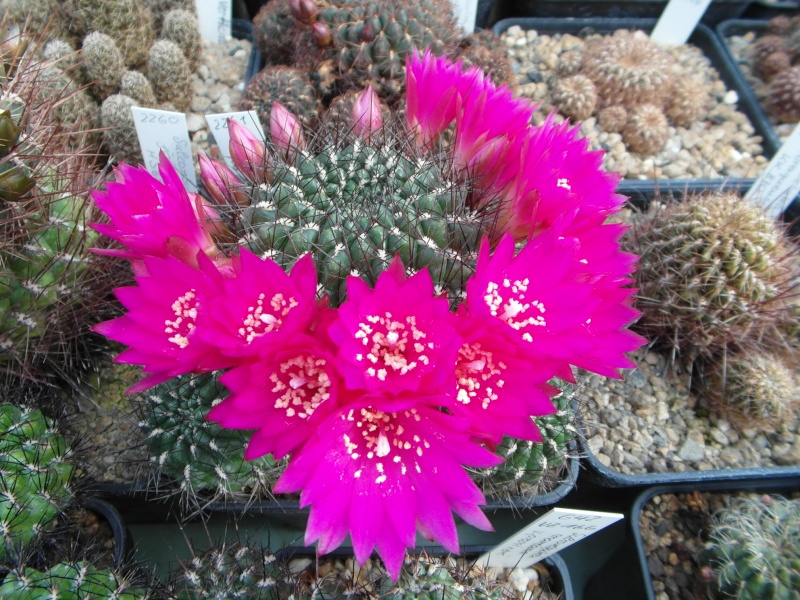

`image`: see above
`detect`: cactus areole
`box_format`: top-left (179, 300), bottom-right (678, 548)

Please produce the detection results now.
top-left (89, 50), bottom-right (644, 579)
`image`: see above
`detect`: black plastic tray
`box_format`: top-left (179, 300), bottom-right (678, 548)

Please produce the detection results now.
top-left (584, 477), bottom-right (800, 600)
top-left (492, 0), bottom-right (752, 26)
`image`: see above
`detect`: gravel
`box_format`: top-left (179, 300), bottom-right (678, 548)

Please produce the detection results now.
top-left (501, 26), bottom-right (769, 179)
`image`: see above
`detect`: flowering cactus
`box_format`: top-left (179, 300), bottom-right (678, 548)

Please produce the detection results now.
top-left (89, 50), bottom-right (644, 579)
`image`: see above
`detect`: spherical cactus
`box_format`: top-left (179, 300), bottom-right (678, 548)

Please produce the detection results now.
top-left (666, 76), bottom-right (709, 128)
top-left (582, 30), bottom-right (675, 109)
top-left (622, 103), bottom-right (669, 155)
top-left (101, 93), bottom-right (143, 165)
top-left (171, 541), bottom-right (289, 599)
top-left (0, 562), bottom-right (146, 598)
top-left (80, 31), bottom-right (125, 100)
top-left (379, 555), bottom-right (507, 600)
top-left (768, 14), bottom-right (795, 36)
top-left (756, 52), bottom-right (792, 83)
top-left (455, 30), bottom-right (514, 88)
top-left (556, 50), bottom-right (584, 76)
top-left (146, 39), bottom-right (192, 112)
top-left (701, 352), bottom-right (798, 425)
top-left (698, 495), bottom-right (800, 599)
top-left (626, 191), bottom-right (798, 359)
top-left (752, 35), bottom-right (791, 81)
top-left (161, 9), bottom-right (202, 72)
top-left (119, 70), bottom-right (157, 107)
top-left (550, 74), bottom-right (597, 122)
top-left (141, 0), bottom-right (196, 31)
top-left (471, 384), bottom-right (575, 502)
top-left (139, 372), bottom-right (284, 503)
top-left (0, 404), bottom-right (74, 563)
top-left (766, 66), bottom-right (800, 123)
top-left (238, 66), bottom-right (321, 129)
top-left (42, 39), bottom-right (81, 79)
top-left (597, 105), bottom-right (628, 133)
top-left (65, 0), bottom-right (156, 67)
top-left (253, 0), bottom-right (299, 66)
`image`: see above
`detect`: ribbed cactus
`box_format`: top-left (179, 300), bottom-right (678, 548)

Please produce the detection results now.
top-left (171, 541), bottom-right (288, 599)
top-left (626, 191), bottom-right (798, 360)
top-left (238, 66), bottom-right (321, 128)
top-left (139, 372), bottom-right (284, 503)
top-left (0, 562), bottom-right (147, 598)
top-left (0, 404), bottom-right (74, 564)
top-left (228, 125), bottom-right (479, 307)
top-left (379, 555), bottom-right (507, 600)
top-left (472, 383), bottom-right (575, 500)
top-left (698, 495), bottom-right (800, 599)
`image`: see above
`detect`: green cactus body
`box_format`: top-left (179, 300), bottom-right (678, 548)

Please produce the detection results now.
top-left (80, 31), bottom-right (125, 101)
top-left (474, 384), bottom-right (575, 499)
top-left (0, 562), bottom-right (147, 598)
top-left (698, 495), bottom-right (800, 599)
top-left (173, 542), bottom-right (287, 600)
top-left (233, 137), bottom-right (479, 307)
top-left (253, 0), bottom-right (300, 66)
top-left (0, 404), bottom-right (73, 563)
top-left (238, 66), bottom-right (321, 128)
top-left (140, 372), bottom-right (283, 501)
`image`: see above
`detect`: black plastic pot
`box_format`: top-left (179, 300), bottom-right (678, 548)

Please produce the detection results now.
top-left (492, 0), bottom-right (752, 26)
top-left (82, 497), bottom-right (133, 569)
top-left (584, 477), bottom-right (800, 600)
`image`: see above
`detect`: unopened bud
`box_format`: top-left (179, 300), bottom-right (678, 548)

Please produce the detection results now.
top-left (289, 0), bottom-right (318, 22)
top-left (270, 103), bottom-right (305, 162)
top-left (312, 22), bottom-right (332, 47)
top-left (352, 86), bottom-right (382, 140)
top-left (228, 119), bottom-right (268, 183)
top-left (360, 21), bottom-right (375, 42)
top-left (198, 154), bottom-right (247, 206)
top-left (0, 110), bottom-right (20, 157)
top-left (0, 164), bottom-right (35, 202)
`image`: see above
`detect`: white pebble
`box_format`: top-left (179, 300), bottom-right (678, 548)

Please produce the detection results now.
top-left (723, 90), bottom-right (738, 104)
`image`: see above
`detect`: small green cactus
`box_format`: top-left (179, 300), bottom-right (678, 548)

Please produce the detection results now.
top-left (698, 495), bottom-right (800, 599)
top-left (0, 404), bottom-right (74, 564)
top-left (146, 39), bottom-right (192, 112)
top-left (0, 561), bottom-right (147, 598)
top-left (171, 541), bottom-right (288, 599)
top-left (139, 372), bottom-right (284, 504)
top-left (80, 31), bottom-right (125, 101)
top-left (472, 383), bottom-right (575, 501)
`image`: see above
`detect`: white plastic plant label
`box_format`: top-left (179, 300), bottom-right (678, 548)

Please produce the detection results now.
top-left (205, 111), bottom-right (266, 170)
top-left (196, 0), bottom-right (232, 44)
top-left (131, 107), bottom-right (197, 191)
top-left (745, 123), bottom-right (800, 218)
top-left (477, 508), bottom-right (623, 569)
top-left (451, 0), bottom-right (478, 33)
top-left (650, 0), bottom-right (713, 46)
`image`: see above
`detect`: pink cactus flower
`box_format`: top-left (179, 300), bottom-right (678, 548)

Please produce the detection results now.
top-left (92, 252), bottom-right (233, 393)
top-left (91, 152), bottom-right (222, 268)
top-left (270, 103), bottom-right (305, 161)
top-left (198, 153), bottom-right (247, 207)
top-left (228, 119), bottom-right (268, 183)
top-left (352, 85), bottom-right (382, 140)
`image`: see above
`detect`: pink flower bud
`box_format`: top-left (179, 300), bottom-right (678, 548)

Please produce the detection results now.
top-left (228, 119), bottom-right (268, 183)
top-left (289, 0), bottom-right (317, 22)
top-left (311, 22), bottom-right (332, 46)
top-left (270, 103), bottom-right (305, 161)
top-left (198, 153), bottom-right (247, 206)
top-left (352, 85), bottom-right (382, 140)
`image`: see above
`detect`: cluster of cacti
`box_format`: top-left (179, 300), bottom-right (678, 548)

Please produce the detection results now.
top-left (0, 561), bottom-right (147, 598)
top-left (625, 190), bottom-right (798, 363)
top-left (697, 495), bottom-right (800, 599)
top-left (0, 403), bottom-right (74, 564)
top-left (546, 30), bottom-right (710, 154)
top-left (5, 0), bottom-right (202, 164)
top-left (699, 352), bottom-right (799, 425)
top-left (139, 372), bottom-right (285, 504)
top-left (0, 33), bottom-right (124, 388)
top-left (216, 115), bottom-right (480, 307)
top-left (472, 383), bottom-right (575, 500)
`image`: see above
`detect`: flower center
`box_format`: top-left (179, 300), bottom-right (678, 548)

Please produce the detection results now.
top-left (164, 289), bottom-right (199, 349)
top-left (271, 353), bottom-right (331, 419)
top-left (354, 312), bottom-right (433, 381)
top-left (455, 342), bottom-right (506, 410)
top-left (483, 278), bottom-right (546, 342)
top-left (239, 292), bottom-right (299, 344)
top-left (341, 407), bottom-right (430, 484)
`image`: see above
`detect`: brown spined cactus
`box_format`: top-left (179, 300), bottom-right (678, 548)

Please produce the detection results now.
top-left (752, 35), bottom-right (791, 81)
top-left (667, 76), bottom-right (709, 128)
top-left (597, 105), bottom-right (627, 133)
top-left (756, 51), bottom-right (791, 83)
top-left (80, 31), bottom-right (125, 100)
top-left (455, 30), bottom-right (514, 88)
top-left (766, 65), bottom-right (800, 123)
top-left (582, 30), bottom-right (675, 109)
top-left (146, 39), bottom-right (192, 112)
top-left (550, 74), bottom-right (597, 122)
top-left (160, 9), bottom-right (202, 72)
top-left (238, 65), bottom-right (321, 129)
top-left (556, 50), bottom-right (583, 76)
top-left (622, 103), bottom-right (669, 155)
top-left (700, 352), bottom-right (799, 427)
top-left (626, 191), bottom-right (798, 361)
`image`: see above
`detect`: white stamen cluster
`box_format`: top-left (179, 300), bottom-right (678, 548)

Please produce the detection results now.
top-left (270, 354), bottom-right (331, 419)
top-left (164, 289), bottom-right (198, 348)
top-left (238, 292), bottom-right (298, 344)
top-left (455, 343), bottom-right (506, 410)
top-left (354, 312), bottom-right (433, 381)
top-left (483, 278), bottom-right (546, 343)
